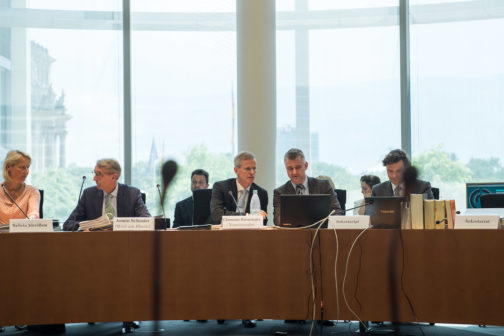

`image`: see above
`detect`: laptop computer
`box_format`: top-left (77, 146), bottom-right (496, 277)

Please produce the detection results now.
top-left (193, 189), bottom-right (212, 225)
top-left (280, 194), bottom-right (331, 228)
top-left (365, 196), bottom-right (407, 229)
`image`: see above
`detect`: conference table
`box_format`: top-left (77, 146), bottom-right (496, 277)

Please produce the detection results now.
top-left (0, 229), bottom-right (503, 326)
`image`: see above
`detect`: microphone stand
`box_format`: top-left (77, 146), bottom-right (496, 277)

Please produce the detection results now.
top-left (228, 190), bottom-right (244, 216)
top-left (2, 184), bottom-right (29, 219)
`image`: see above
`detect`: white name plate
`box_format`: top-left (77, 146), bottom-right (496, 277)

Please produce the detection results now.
top-left (10, 219), bottom-right (53, 233)
top-left (221, 216), bottom-right (263, 229)
top-left (454, 215), bottom-right (500, 229)
top-left (328, 215), bottom-right (370, 229)
top-left (113, 217), bottom-right (154, 231)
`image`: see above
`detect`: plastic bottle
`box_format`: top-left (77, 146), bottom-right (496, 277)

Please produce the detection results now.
top-left (250, 190), bottom-right (261, 215)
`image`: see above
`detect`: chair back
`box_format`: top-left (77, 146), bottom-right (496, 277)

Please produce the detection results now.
top-left (432, 187), bottom-right (440, 200)
top-left (480, 193), bottom-right (504, 208)
top-left (39, 189), bottom-right (44, 218)
top-left (141, 192), bottom-right (146, 204)
top-left (334, 189), bottom-right (346, 212)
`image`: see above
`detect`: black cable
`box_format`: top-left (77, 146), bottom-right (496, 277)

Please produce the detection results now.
top-left (398, 231), bottom-right (426, 336)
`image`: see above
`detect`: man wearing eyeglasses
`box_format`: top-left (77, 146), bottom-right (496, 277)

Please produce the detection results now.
top-left (63, 158), bottom-right (150, 231)
top-left (173, 169), bottom-right (209, 228)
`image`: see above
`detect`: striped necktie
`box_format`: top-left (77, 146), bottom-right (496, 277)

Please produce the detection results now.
top-left (296, 184), bottom-right (305, 195)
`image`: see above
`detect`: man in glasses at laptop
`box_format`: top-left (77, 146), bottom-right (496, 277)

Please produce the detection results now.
top-left (371, 149), bottom-right (434, 199)
top-left (173, 169), bottom-right (209, 228)
top-left (273, 148), bottom-right (341, 226)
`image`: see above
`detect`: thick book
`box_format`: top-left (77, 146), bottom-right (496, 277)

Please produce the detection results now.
top-left (445, 200), bottom-right (454, 229)
top-left (410, 194), bottom-right (424, 229)
top-left (423, 200), bottom-right (435, 229)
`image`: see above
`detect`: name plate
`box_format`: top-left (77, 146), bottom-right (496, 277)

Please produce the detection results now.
top-left (328, 215), bottom-right (370, 229)
top-left (113, 217), bottom-right (154, 231)
top-left (221, 216), bottom-right (263, 229)
top-left (454, 215), bottom-right (500, 229)
top-left (9, 219), bottom-right (53, 232)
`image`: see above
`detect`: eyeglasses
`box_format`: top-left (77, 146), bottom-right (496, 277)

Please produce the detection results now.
top-left (92, 170), bottom-right (113, 177)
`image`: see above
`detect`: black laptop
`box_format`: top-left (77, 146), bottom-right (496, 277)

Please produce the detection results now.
top-left (193, 189), bottom-right (212, 225)
top-left (280, 194), bottom-right (331, 228)
top-left (365, 196), bottom-right (407, 229)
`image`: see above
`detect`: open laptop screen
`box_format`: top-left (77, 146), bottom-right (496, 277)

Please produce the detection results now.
top-left (280, 194), bottom-right (331, 228)
top-left (365, 196), bottom-right (407, 229)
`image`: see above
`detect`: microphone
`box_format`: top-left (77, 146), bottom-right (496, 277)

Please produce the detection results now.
top-left (156, 184), bottom-right (167, 219)
top-left (228, 190), bottom-right (243, 216)
top-left (2, 184), bottom-right (29, 219)
top-left (160, 160), bottom-right (178, 205)
top-left (73, 176), bottom-right (87, 225)
top-left (77, 176), bottom-right (86, 202)
top-left (403, 165), bottom-right (419, 197)
top-left (334, 199), bottom-right (374, 215)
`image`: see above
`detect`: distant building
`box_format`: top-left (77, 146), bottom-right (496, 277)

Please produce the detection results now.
top-left (277, 125), bottom-right (319, 164)
top-left (30, 42), bottom-right (71, 171)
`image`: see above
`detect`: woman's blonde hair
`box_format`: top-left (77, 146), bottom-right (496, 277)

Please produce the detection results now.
top-left (2, 150), bottom-right (31, 182)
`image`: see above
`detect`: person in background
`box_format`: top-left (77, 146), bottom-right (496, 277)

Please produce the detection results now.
top-left (0, 150), bottom-right (40, 225)
top-left (173, 169), bottom-right (209, 228)
top-left (354, 175), bottom-right (381, 215)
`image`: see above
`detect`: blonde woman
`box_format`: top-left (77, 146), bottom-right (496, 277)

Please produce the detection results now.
top-left (0, 150), bottom-right (40, 224)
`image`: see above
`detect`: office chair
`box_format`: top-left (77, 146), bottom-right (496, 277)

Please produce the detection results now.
top-left (480, 193), bottom-right (504, 208)
top-left (334, 189), bottom-right (346, 212)
top-left (38, 189), bottom-right (44, 218)
top-left (432, 187), bottom-right (440, 200)
top-left (141, 192), bottom-right (146, 204)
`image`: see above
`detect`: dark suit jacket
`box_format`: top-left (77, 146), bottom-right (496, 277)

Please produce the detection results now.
top-left (210, 178), bottom-right (268, 225)
top-left (371, 180), bottom-right (434, 199)
top-left (173, 195), bottom-right (193, 228)
top-left (63, 183), bottom-right (151, 231)
top-left (273, 177), bottom-right (342, 226)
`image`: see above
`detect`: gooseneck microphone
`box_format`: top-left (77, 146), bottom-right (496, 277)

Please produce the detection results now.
top-left (156, 184), bottom-right (167, 219)
top-left (77, 176), bottom-right (86, 202)
top-left (228, 190), bottom-right (243, 216)
top-left (73, 176), bottom-right (87, 226)
top-left (334, 199), bottom-right (374, 215)
top-left (160, 160), bottom-right (178, 205)
top-left (2, 184), bottom-right (29, 219)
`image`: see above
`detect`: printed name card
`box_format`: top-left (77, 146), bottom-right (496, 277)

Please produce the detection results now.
top-left (221, 216), bottom-right (263, 229)
top-left (454, 215), bottom-right (500, 229)
top-left (113, 217), bottom-right (155, 231)
top-left (328, 216), bottom-right (370, 229)
top-left (9, 219), bottom-right (53, 232)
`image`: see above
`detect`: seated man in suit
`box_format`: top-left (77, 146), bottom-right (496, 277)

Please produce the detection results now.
top-left (371, 149), bottom-right (434, 199)
top-left (173, 169), bottom-right (209, 228)
top-left (63, 158), bottom-right (151, 231)
top-left (273, 148), bottom-right (341, 226)
top-left (210, 151), bottom-right (268, 225)
top-left (210, 151), bottom-right (268, 329)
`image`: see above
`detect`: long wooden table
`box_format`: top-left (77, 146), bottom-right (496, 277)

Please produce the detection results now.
top-left (0, 229), bottom-right (502, 326)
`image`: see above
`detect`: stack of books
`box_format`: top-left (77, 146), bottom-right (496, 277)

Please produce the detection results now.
top-left (78, 215), bottom-right (112, 231)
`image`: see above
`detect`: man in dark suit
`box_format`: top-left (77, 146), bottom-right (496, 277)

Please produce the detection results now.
top-left (63, 158), bottom-right (150, 231)
top-left (371, 149), bottom-right (434, 199)
top-left (210, 151), bottom-right (267, 329)
top-left (273, 148), bottom-right (341, 226)
top-left (210, 151), bottom-right (268, 225)
top-left (173, 169), bottom-right (209, 228)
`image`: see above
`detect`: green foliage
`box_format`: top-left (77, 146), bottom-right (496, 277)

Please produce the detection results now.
top-left (413, 145), bottom-right (472, 184)
top-left (467, 157), bottom-right (504, 182)
top-left (311, 162), bottom-right (357, 190)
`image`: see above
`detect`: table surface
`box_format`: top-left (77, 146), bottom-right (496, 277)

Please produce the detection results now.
top-left (0, 229), bottom-right (502, 325)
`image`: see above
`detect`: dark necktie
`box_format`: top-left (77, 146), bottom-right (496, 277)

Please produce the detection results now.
top-left (296, 184), bottom-right (305, 195)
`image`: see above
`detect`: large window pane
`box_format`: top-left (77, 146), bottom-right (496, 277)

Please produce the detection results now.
top-left (276, 1), bottom-right (400, 209)
top-left (410, 0), bottom-right (504, 210)
top-left (0, 2), bottom-right (123, 221)
top-left (130, 1), bottom-right (236, 220)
